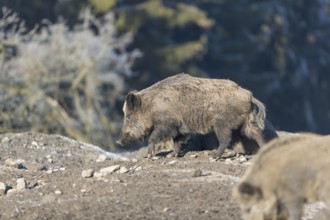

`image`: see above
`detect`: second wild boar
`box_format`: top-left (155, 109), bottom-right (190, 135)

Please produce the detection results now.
top-left (232, 133), bottom-right (330, 220)
top-left (116, 73), bottom-right (277, 157)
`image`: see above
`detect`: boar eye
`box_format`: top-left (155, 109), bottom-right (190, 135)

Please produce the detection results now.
top-left (125, 114), bottom-right (131, 120)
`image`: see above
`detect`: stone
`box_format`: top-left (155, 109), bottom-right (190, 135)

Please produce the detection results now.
top-left (151, 156), bottom-right (160, 160)
top-left (0, 182), bottom-right (7, 196)
top-left (31, 141), bottom-right (40, 148)
top-left (96, 154), bottom-right (107, 162)
top-left (134, 166), bottom-right (142, 172)
top-left (16, 178), bottom-right (27, 190)
top-left (239, 155), bottom-right (247, 163)
top-left (192, 169), bottom-right (203, 177)
top-left (118, 167), bottom-right (129, 174)
top-left (1, 137), bottom-right (9, 144)
top-left (7, 189), bottom-right (16, 194)
top-left (82, 169), bottom-right (94, 178)
top-left (25, 163), bottom-right (46, 171)
top-left (99, 165), bottom-right (120, 174)
top-left (94, 172), bottom-right (107, 178)
top-left (225, 158), bottom-right (232, 163)
top-left (4, 158), bottom-right (21, 169)
top-left (167, 160), bottom-right (177, 165)
top-left (46, 169), bottom-right (53, 174)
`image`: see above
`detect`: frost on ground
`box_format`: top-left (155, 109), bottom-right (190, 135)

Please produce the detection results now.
top-left (0, 132), bottom-right (327, 219)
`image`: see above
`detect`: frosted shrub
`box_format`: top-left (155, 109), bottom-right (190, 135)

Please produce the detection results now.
top-left (0, 8), bottom-right (141, 150)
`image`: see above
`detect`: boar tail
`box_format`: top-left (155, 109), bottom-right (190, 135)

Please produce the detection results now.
top-left (251, 97), bottom-right (266, 130)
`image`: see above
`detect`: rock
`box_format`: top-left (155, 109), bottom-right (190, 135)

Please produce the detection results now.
top-left (118, 167), bottom-right (129, 174)
top-left (1, 137), bottom-right (9, 144)
top-left (46, 169), bottom-right (53, 174)
top-left (47, 158), bottom-right (54, 164)
top-left (192, 169), bottom-right (203, 177)
top-left (25, 163), bottom-right (46, 171)
top-left (131, 158), bottom-right (138, 163)
top-left (66, 151), bottom-right (72, 157)
top-left (96, 154), bottom-right (107, 162)
top-left (7, 189), bottom-right (17, 194)
top-left (222, 149), bottom-right (237, 158)
top-left (94, 172), bottom-right (107, 178)
top-left (190, 154), bottom-right (198, 158)
top-left (130, 165), bottom-right (142, 172)
top-left (55, 190), bottom-right (62, 195)
top-left (209, 158), bottom-right (217, 162)
top-left (27, 181), bottom-right (39, 190)
top-left (31, 141), bottom-right (40, 148)
top-left (82, 169), bottom-right (94, 178)
top-left (225, 158), bottom-right (232, 163)
top-left (0, 182), bottom-right (7, 196)
top-left (4, 158), bottom-right (21, 169)
top-left (134, 166), bottom-right (142, 172)
top-left (59, 167), bottom-right (66, 171)
top-left (167, 160), bottom-right (178, 165)
top-left (239, 155), bottom-right (247, 163)
top-left (151, 156), bottom-right (160, 160)
top-left (166, 153), bottom-right (173, 158)
top-left (16, 178), bottom-right (27, 190)
top-left (204, 151), bottom-right (211, 156)
top-left (99, 165), bottom-right (120, 174)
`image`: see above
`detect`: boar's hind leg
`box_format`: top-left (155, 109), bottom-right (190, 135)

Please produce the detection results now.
top-left (241, 121), bottom-right (266, 149)
top-left (213, 120), bottom-right (235, 158)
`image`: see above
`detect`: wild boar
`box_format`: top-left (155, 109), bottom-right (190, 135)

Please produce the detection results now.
top-left (116, 73), bottom-right (277, 157)
top-left (232, 133), bottom-right (330, 220)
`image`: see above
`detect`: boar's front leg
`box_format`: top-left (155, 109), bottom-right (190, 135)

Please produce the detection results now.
top-left (147, 124), bottom-right (180, 157)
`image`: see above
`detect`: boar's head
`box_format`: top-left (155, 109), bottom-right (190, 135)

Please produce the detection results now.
top-left (233, 182), bottom-right (287, 220)
top-left (116, 92), bottom-right (152, 146)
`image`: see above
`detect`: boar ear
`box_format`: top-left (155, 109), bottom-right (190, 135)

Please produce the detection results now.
top-left (238, 182), bottom-right (262, 199)
top-left (126, 92), bottom-right (141, 110)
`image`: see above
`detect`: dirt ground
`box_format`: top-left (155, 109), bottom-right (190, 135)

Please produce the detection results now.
top-left (0, 132), bottom-right (327, 220)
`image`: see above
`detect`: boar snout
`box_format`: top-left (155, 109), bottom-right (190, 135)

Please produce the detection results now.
top-left (117, 132), bottom-right (135, 146)
top-left (116, 139), bottom-right (124, 146)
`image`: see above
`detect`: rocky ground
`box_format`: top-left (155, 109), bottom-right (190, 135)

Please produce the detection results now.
top-left (0, 132), bottom-right (327, 220)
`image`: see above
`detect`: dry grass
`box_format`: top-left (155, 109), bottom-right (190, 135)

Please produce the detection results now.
top-left (0, 8), bottom-right (141, 150)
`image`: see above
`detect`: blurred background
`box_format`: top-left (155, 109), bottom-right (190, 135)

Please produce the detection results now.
top-left (1, 0), bottom-right (330, 151)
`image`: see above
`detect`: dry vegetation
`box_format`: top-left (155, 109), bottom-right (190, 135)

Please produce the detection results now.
top-left (0, 8), bottom-right (141, 150)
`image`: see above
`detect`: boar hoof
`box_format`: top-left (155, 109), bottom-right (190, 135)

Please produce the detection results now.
top-left (211, 150), bottom-right (221, 160)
